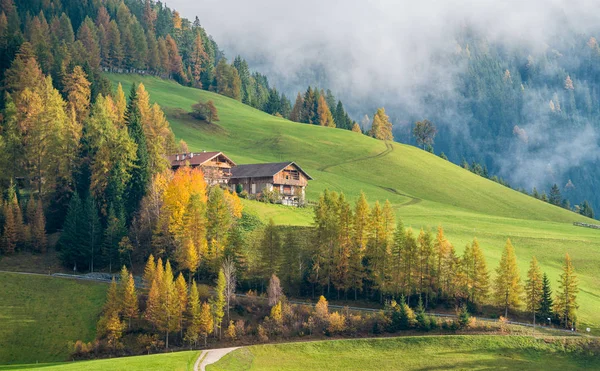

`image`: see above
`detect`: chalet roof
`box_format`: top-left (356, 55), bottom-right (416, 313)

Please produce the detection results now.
top-left (168, 151), bottom-right (236, 168)
top-left (230, 162), bottom-right (313, 180)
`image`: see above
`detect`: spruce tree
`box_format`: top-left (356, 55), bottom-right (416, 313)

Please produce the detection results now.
top-left (549, 184), bottom-right (562, 206)
top-left (538, 273), bottom-right (554, 324)
top-left (124, 84), bottom-right (150, 221)
top-left (58, 193), bottom-right (83, 270)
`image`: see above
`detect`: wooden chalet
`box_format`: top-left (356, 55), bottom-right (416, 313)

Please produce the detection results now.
top-left (168, 151), bottom-right (236, 185)
top-left (229, 162), bottom-right (313, 206)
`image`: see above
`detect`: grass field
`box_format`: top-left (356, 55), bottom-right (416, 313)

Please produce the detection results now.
top-left (0, 272), bottom-right (107, 364)
top-left (208, 336), bottom-right (600, 370)
top-left (107, 74), bottom-right (600, 331)
top-left (0, 351), bottom-right (200, 371)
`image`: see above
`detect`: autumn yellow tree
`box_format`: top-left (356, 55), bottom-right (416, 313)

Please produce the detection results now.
top-left (369, 108), bottom-right (393, 140)
top-left (462, 238), bottom-right (489, 307)
top-left (349, 192), bottom-right (369, 299)
top-left (122, 272), bottom-right (139, 328)
top-left (63, 65), bottom-right (91, 124)
top-left (190, 31), bottom-right (208, 88)
top-left (143, 254), bottom-right (156, 290)
top-left (175, 272), bottom-right (188, 336)
top-left (494, 239), bottom-right (522, 317)
top-left (199, 301), bottom-right (213, 347)
top-left (185, 280), bottom-right (202, 348)
top-left (524, 256), bottom-right (543, 325)
top-left (317, 95), bottom-right (335, 127)
top-left (555, 253), bottom-right (578, 328)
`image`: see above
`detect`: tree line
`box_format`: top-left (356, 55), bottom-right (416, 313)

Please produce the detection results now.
top-left (0, 0), bottom-right (363, 136)
top-left (240, 190), bottom-right (579, 329)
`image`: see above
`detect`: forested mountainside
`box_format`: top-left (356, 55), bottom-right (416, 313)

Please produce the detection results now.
top-left (240, 30), bottom-right (600, 214)
top-left (392, 34), bottom-right (600, 214)
top-left (5, 1), bottom-right (598, 213)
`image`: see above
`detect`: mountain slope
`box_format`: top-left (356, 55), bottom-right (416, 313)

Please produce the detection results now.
top-left (107, 73), bottom-right (600, 329)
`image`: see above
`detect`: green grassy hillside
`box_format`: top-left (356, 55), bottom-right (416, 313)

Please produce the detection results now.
top-left (0, 273), bottom-right (107, 364)
top-left (0, 350), bottom-right (199, 371)
top-left (208, 336), bottom-right (600, 370)
top-left (107, 74), bottom-right (600, 330)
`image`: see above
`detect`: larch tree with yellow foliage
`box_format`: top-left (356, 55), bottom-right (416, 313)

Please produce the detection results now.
top-left (555, 253), bottom-right (578, 329)
top-left (317, 95), bottom-right (335, 127)
top-left (369, 108), bottom-right (393, 140)
top-left (524, 256), bottom-right (543, 325)
top-left (494, 239), bottom-right (522, 318)
top-left (462, 238), bottom-right (490, 307)
top-left (185, 280), bottom-right (201, 348)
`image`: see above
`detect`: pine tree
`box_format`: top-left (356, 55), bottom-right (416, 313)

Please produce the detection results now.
top-left (185, 280), bottom-right (202, 348)
top-left (211, 269), bottom-right (226, 339)
top-left (349, 192), bottom-right (369, 299)
top-left (259, 218), bottom-right (281, 277)
top-left (143, 254), bottom-right (156, 290)
top-left (524, 256), bottom-right (543, 325)
top-left (539, 273), bottom-right (554, 324)
top-left (63, 66), bottom-right (91, 125)
top-left (122, 272), bottom-right (139, 328)
top-left (317, 95), bottom-right (335, 127)
top-left (124, 84), bottom-right (150, 220)
top-left (102, 206), bottom-right (127, 273)
top-left (82, 195), bottom-right (102, 272)
top-left (58, 193), bottom-right (83, 269)
top-left (352, 123), bottom-right (361, 133)
top-left (31, 199), bottom-right (46, 252)
top-left (159, 260), bottom-right (180, 349)
top-left (105, 277), bottom-right (121, 316)
top-left (391, 219), bottom-right (406, 296)
top-left (462, 238), bottom-right (490, 306)
top-left (289, 93), bottom-right (303, 123)
top-left (175, 273), bottom-right (188, 337)
top-left (555, 253), bottom-right (578, 329)
top-left (145, 276), bottom-right (160, 326)
top-left (494, 239), bottom-right (522, 317)
top-left (1, 201), bottom-right (17, 254)
top-left (199, 301), bottom-right (213, 347)
top-left (369, 108), bottom-right (393, 140)
top-left (549, 184), bottom-right (561, 206)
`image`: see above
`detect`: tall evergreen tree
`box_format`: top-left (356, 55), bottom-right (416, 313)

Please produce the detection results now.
top-left (539, 273), bottom-right (554, 324)
top-left (124, 84), bottom-right (150, 221)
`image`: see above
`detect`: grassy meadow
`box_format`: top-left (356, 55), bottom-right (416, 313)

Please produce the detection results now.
top-left (0, 272), bottom-right (107, 364)
top-left (0, 351), bottom-right (200, 371)
top-left (208, 336), bottom-right (600, 370)
top-left (106, 74), bottom-right (600, 331)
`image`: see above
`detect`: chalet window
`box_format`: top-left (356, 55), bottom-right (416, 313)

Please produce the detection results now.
top-left (251, 183), bottom-right (256, 194)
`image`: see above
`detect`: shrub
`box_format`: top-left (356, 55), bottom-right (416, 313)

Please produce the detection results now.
top-left (456, 305), bottom-right (470, 329)
top-left (257, 324), bottom-right (269, 342)
top-left (227, 320), bottom-right (237, 340)
top-left (327, 312), bottom-right (347, 335)
top-left (191, 100), bottom-right (219, 123)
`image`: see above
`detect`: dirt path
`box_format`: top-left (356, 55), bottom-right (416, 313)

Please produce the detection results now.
top-left (195, 347), bottom-right (240, 371)
top-left (318, 141), bottom-right (393, 172)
